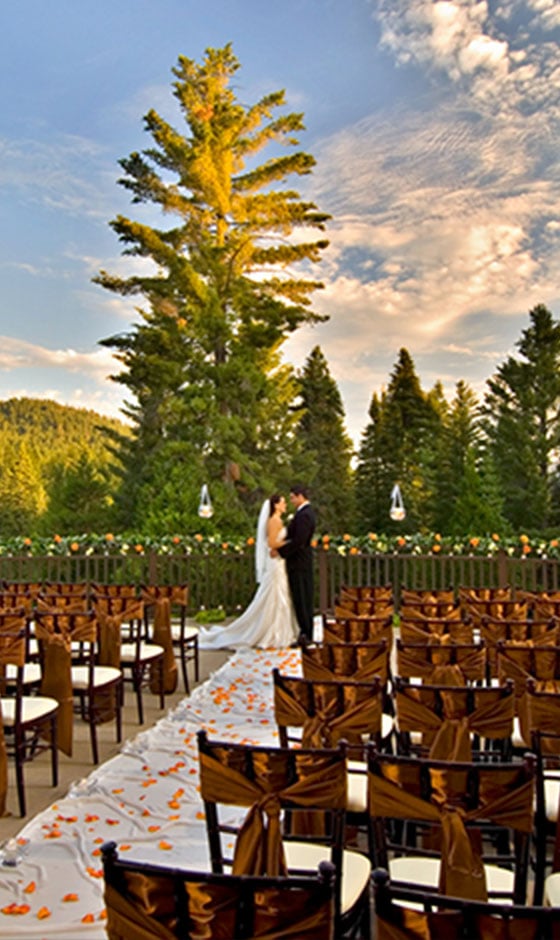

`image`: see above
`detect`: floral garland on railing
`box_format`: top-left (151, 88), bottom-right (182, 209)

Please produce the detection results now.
top-left (2, 531), bottom-right (560, 559)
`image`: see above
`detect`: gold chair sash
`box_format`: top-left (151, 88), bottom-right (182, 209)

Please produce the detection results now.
top-left (301, 645), bottom-right (388, 685)
top-left (396, 640), bottom-right (485, 685)
top-left (141, 585), bottom-right (189, 607)
top-left (199, 750), bottom-right (346, 877)
top-left (274, 681), bottom-right (381, 749)
top-left (105, 873), bottom-right (333, 940)
top-left (395, 686), bottom-right (514, 757)
top-left (149, 598), bottom-right (178, 695)
top-left (399, 619), bottom-right (473, 645)
top-left (323, 618), bottom-right (393, 645)
top-left (368, 764), bottom-right (533, 901)
top-left (34, 619), bottom-right (74, 756)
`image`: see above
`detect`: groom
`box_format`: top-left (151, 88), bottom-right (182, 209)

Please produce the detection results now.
top-left (278, 484), bottom-right (316, 641)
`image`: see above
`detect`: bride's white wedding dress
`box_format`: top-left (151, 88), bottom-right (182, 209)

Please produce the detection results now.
top-left (198, 526), bottom-right (298, 650)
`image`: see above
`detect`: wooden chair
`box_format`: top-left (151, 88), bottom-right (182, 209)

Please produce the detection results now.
top-left (399, 599), bottom-right (460, 620)
top-left (393, 676), bottom-right (515, 761)
top-left (101, 840), bottom-right (337, 940)
top-left (1, 581), bottom-right (42, 603)
top-left (399, 615), bottom-right (474, 645)
top-left (322, 613), bottom-right (393, 645)
top-left (301, 638), bottom-right (391, 687)
top-left (0, 610), bottom-right (59, 816)
top-left (92, 594), bottom-right (164, 724)
top-left (366, 747), bottom-right (535, 905)
top-left (396, 638), bottom-right (487, 685)
top-left (400, 588), bottom-right (455, 606)
top-left (141, 584), bottom-right (198, 693)
top-left (43, 581), bottom-right (89, 597)
top-left (339, 584), bottom-right (393, 603)
top-left (273, 669), bottom-right (390, 825)
top-left (36, 592), bottom-right (90, 612)
top-left (530, 728), bottom-right (560, 904)
top-left (458, 585), bottom-right (512, 605)
top-left (482, 616), bottom-right (557, 678)
top-left (197, 731), bottom-right (371, 939)
top-left (34, 609), bottom-right (123, 764)
top-left (372, 868), bottom-right (558, 940)
top-left (91, 582), bottom-right (137, 599)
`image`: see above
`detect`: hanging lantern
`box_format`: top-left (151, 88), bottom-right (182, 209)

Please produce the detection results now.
top-left (389, 484), bottom-right (406, 521)
top-left (198, 484), bottom-right (213, 519)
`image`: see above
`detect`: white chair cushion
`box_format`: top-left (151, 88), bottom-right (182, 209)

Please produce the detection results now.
top-left (390, 856), bottom-right (515, 905)
top-left (544, 871), bottom-right (560, 905)
top-left (347, 759), bottom-right (367, 813)
top-left (4, 663), bottom-right (42, 685)
top-left (120, 643), bottom-right (164, 663)
top-left (511, 716), bottom-right (525, 749)
top-left (0, 695), bottom-right (58, 726)
top-left (171, 624), bottom-right (199, 642)
top-left (71, 665), bottom-right (122, 690)
top-left (284, 840), bottom-right (371, 913)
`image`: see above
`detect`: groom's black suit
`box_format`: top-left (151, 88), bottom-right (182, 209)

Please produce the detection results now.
top-left (278, 502), bottom-right (316, 640)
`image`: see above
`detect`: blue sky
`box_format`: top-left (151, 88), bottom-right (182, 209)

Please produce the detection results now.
top-left (1, 0), bottom-right (559, 444)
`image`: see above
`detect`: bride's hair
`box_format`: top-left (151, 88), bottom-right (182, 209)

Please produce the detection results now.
top-left (269, 493), bottom-right (282, 516)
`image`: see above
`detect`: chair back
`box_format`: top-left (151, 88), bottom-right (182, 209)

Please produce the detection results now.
top-left (399, 616), bottom-right (473, 645)
top-left (36, 593), bottom-right (89, 612)
top-left (43, 582), bottom-right (89, 597)
top-left (400, 588), bottom-right (455, 606)
top-left (197, 729), bottom-right (349, 935)
top-left (301, 640), bottom-right (390, 685)
top-left (372, 868), bottom-right (557, 940)
top-left (393, 676), bottom-right (515, 759)
top-left (273, 669), bottom-right (384, 752)
top-left (322, 613), bottom-right (393, 645)
top-left (399, 600), bottom-right (460, 620)
top-left (102, 839), bottom-right (336, 940)
top-left (396, 638), bottom-right (487, 685)
top-left (367, 747), bottom-right (535, 903)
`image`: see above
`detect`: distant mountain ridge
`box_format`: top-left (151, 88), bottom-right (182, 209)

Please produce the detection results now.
top-left (0, 397), bottom-right (128, 456)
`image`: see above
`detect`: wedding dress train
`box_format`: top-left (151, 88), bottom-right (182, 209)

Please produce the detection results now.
top-left (198, 527), bottom-right (298, 650)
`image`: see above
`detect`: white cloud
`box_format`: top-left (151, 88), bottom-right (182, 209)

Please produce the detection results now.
top-left (0, 336), bottom-right (117, 378)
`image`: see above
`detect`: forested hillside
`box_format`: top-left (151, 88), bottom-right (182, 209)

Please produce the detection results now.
top-left (0, 398), bottom-right (127, 535)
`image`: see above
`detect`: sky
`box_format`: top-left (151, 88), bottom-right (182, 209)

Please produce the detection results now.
top-left (1, 0), bottom-right (559, 446)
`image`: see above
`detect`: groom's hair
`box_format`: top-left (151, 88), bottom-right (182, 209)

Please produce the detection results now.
top-left (290, 483), bottom-right (309, 498)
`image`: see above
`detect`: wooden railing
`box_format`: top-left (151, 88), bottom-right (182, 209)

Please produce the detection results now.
top-left (0, 549), bottom-right (558, 612)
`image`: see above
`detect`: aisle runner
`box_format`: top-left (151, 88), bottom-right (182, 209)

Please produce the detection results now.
top-left (0, 647), bottom-right (300, 939)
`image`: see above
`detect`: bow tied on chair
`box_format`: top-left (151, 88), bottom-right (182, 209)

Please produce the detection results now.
top-left (199, 748), bottom-right (347, 878)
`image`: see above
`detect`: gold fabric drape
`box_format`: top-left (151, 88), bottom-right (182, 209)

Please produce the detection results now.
top-left (274, 679), bottom-right (382, 749)
top-left (368, 762), bottom-right (533, 901)
top-left (35, 612), bottom-right (97, 755)
top-left (104, 873), bottom-right (334, 940)
top-left (399, 618), bottom-right (474, 645)
top-left (396, 639), bottom-right (486, 685)
top-left (323, 617), bottom-right (393, 645)
top-left (301, 643), bottom-right (389, 685)
top-left (395, 685), bottom-right (514, 757)
top-left (199, 749), bottom-right (346, 877)
top-left (149, 598), bottom-right (177, 695)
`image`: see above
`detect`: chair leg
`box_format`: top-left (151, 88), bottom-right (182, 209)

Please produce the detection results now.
top-left (158, 659), bottom-right (165, 711)
top-left (180, 645), bottom-right (190, 695)
top-left (115, 684), bottom-right (122, 743)
top-left (88, 700), bottom-right (99, 766)
top-left (193, 638), bottom-right (199, 682)
top-left (133, 666), bottom-right (144, 725)
top-left (14, 733), bottom-right (26, 817)
top-left (50, 715), bottom-right (58, 787)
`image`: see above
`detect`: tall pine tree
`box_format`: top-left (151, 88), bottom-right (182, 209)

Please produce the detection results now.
top-left (95, 45), bottom-right (330, 530)
top-left (292, 346), bottom-right (354, 533)
top-left (483, 304), bottom-right (560, 530)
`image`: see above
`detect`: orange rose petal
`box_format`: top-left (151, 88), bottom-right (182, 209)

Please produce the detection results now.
top-left (158, 840), bottom-right (173, 850)
top-left (37, 907), bottom-right (51, 920)
top-left (82, 913), bottom-right (95, 923)
top-left (99, 908), bottom-right (107, 920)
top-left (148, 825), bottom-right (161, 832)
top-left (23, 881), bottom-right (36, 894)
top-left (63, 894), bottom-right (79, 902)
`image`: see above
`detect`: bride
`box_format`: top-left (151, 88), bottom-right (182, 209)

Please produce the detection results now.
top-left (198, 494), bottom-right (299, 649)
